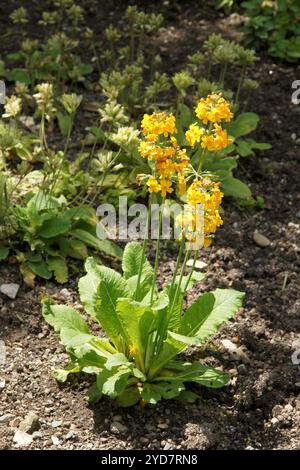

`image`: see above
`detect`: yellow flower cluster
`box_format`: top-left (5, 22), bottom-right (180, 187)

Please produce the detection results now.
top-left (201, 123), bottom-right (233, 152)
top-left (185, 93), bottom-right (233, 154)
top-left (195, 93), bottom-right (233, 125)
top-left (177, 178), bottom-right (224, 248)
top-left (139, 112), bottom-right (189, 197)
top-left (141, 112), bottom-right (176, 141)
top-left (185, 123), bottom-right (204, 147)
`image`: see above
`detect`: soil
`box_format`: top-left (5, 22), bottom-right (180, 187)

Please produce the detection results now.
top-left (1, 0), bottom-right (300, 451)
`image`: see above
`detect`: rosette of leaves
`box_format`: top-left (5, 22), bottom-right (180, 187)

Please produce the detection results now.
top-left (43, 241), bottom-right (244, 407)
top-left (7, 191), bottom-right (122, 286)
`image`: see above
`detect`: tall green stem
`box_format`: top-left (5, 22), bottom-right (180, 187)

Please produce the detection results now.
top-left (169, 248), bottom-right (190, 317)
top-left (169, 236), bottom-right (185, 297)
top-left (150, 197), bottom-right (165, 304)
top-left (134, 194), bottom-right (152, 301)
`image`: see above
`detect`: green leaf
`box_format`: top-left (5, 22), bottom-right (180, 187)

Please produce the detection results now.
top-left (86, 383), bottom-right (103, 404)
top-left (117, 298), bottom-right (155, 366)
top-left (116, 386), bottom-right (141, 407)
top-left (78, 258), bottom-right (101, 319)
top-left (97, 367), bottom-right (130, 398)
top-left (6, 68), bottom-right (31, 84)
top-left (216, 170), bottom-right (252, 199)
top-left (42, 300), bottom-right (92, 349)
top-left (72, 228), bottom-right (122, 259)
top-left (56, 112), bottom-right (72, 138)
top-left (0, 245), bottom-right (9, 261)
top-left (180, 288), bottom-right (245, 344)
top-left (178, 103), bottom-right (192, 127)
top-left (39, 216), bottom-right (72, 239)
top-left (122, 242), bottom-right (154, 300)
top-left (227, 112), bottom-right (259, 138)
top-left (87, 260), bottom-right (129, 348)
top-left (156, 362), bottom-right (229, 389)
top-left (53, 362), bottom-right (81, 383)
top-left (27, 260), bottom-right (52, 280)
top-left (47, 256), bottom-right (68, 284)
top-left (105, 353), bottom-right (131, 370)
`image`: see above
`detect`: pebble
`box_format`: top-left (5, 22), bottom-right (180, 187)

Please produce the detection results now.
top-left (157, 423), bottom-right (169, 430)
top-left (65, 431), bottom-right (77, 441)
top-left (221, 339), bottom-right (237, 353)
top-left (186, 259), bottom-right (207, 270)
top-left (51, 420), bottom-right (62, 428)
top-left (18, 411), bottom-right (40, 434)
top-left (0, 414), bottom-right (14, 424)
top-left (110, 422), bottom-right (128, 434)
top-left (0, 378), bottom-right (5, 389)
top-left (253, 231), bottom-right (271, 248)
top-left (32, 431), bottom-right (43, 440)
top-left (0, 283), bottom-right (20, 299)
top-left (13, 430), bottom-right (33, 447)
top-left (163, 442), bottom-right (173, 450)
top-left (51, 436), bottom-right (61, 446)
top-left (271, 417), bottom-right (278, 425)
top-left (0, 340), bottom-right (6, 364)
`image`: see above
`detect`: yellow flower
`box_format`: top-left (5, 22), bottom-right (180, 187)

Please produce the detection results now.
top-left (187, 178), bottom-right (224, 247)
top-left (141, 112), bottom-right (177, 139)
top-left (147, 176), bottom-right (161, 193)
top-left (195, 93), bottom-right (233, 125)
top-left (129, 345), bottom-right (137, 356)
top-left (160, 179), bottom-right (173, 197)
top-left (201, 123), bottom-right (233, 152)
top-left (185, 123), bottom-right (204, 147)
top-left (178, 173), bottom-right (186, 195)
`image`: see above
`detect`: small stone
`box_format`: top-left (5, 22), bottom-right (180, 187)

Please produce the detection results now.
top-left (112, 415), bottom-right (123, 422)
top-left (163, 442), bottom-right (173, 450)
top-left (51, 436), bottom-right (61, 446)
top-left (220, 339), bottom-right (237, 353)
top-left (157, 423), bottom-right (169, 430)
top-left (0, 283), bottom-right (20, 299)
top-left (295, 382), bottom-right (300, 388)
top-left (0, 414), bottom-right (14, 424)
top-left (291, 133), bottom-right (297, 141)
top-left (235, 346), bottom-right (251, 364)
top-left (65, 431), bottom-right (77, 441)
top-left (271, 417), bottom-right (278, 425)
top-left (51, 420), bottom-right (62, 428)
top-left (284, 404), bottom-right (293, 413)
top-left (187, 259), bottom-right (207, 270)
top-left (0, 340), bottom-right (6, 365)
top-left (13, 430), bottom-right (33, 447)
top-left (32, 431), bottom-right (43, 440)
top-left (272, 405), bottom-right (283, 417)
top-left (18, 411), bottom-right (40, 434)
top-left (0, 378), bottom-right (5, 389)
top-left (237, 364), bottom-right (247, 375)
top-left (253, 231), bottom-right (271, 248)
top-left (110, 422), bottom-right (128, 434)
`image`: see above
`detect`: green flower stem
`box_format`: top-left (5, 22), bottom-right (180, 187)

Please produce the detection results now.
top-left (150, 196), bottom-right (165, 304)
top-left (235, 65), bottom-right (246, 105)
top-left (169, 247), bottom-right (190, 318)
top-left (169, 235), bottom-right (185, 297)
top-left (183, 248), bottom-right (199, 294)
top-left (134, 193), bottom-right (152, 301)
top-left (197, 147), bottom-right (206, 173)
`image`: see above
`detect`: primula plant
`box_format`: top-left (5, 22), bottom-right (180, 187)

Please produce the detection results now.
top-left (43, 105), bottom-right (244, 407)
